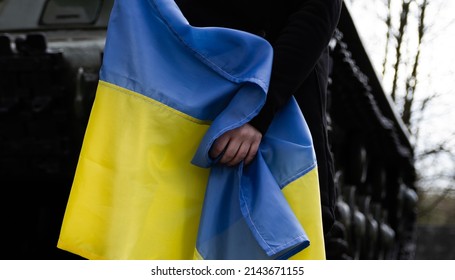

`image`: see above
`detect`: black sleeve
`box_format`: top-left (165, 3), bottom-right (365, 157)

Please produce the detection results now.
top-left (250, 0), bottom-right (342, 134)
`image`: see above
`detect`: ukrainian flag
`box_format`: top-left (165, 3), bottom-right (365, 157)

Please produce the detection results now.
top-left (57, 0), bottom-right (325, 260)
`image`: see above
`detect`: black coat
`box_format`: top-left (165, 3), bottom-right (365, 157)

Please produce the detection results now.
top-left (175, 0), bottom-right (342, 234)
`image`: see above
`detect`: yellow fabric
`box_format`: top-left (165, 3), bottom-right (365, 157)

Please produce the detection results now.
top-left (193, 249), bottom-right (203, 260)
top-left (58, 81), bottom-right (210, 259)
top-left (58, 81), bottom-right (325, 260)
top-left (284, 168), bottom-right (326, 260)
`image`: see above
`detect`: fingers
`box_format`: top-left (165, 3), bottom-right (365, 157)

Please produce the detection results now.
top-left (209, 123), bottom-right (262, 166)
top-left (244, 140), bottom-right (260, 165)
top-left (209, 132), bottom-right (230, 160)
top-left (221, 141), bottom-right (247, 166)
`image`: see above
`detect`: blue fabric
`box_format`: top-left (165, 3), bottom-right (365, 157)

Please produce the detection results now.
top-left (101, 0), bottom-right (271, 122)
top-left (102, 0), bottom-right (317, 259)
top-left (197, 98), bottom-right (314, 259)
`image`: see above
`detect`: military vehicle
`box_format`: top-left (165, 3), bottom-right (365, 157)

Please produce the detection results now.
top-left (0, 0), bottom-right (114, 259)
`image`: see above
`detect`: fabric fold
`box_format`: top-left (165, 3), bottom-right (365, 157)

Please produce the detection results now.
top-left (195, 97), bottom-right (319, 259)
top-left (57, 0), bottom-right (325, 260)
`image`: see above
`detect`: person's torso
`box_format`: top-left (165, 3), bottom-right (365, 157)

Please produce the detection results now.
top-left (175, 0), bottom-right (305, 43)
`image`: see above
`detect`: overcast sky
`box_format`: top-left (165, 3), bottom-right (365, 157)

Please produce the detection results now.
top-left (347, 1), bottom-right (454, 138)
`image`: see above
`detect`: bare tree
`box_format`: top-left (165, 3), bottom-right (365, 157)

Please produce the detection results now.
top-left (390, 0), bottom-right (412, 102)
top-left (401, 0), bottom-right (426, 128)
top-left (350, 0), bottom-right (455, 222)
top-left (382, 0), bottom-right (393, 76)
